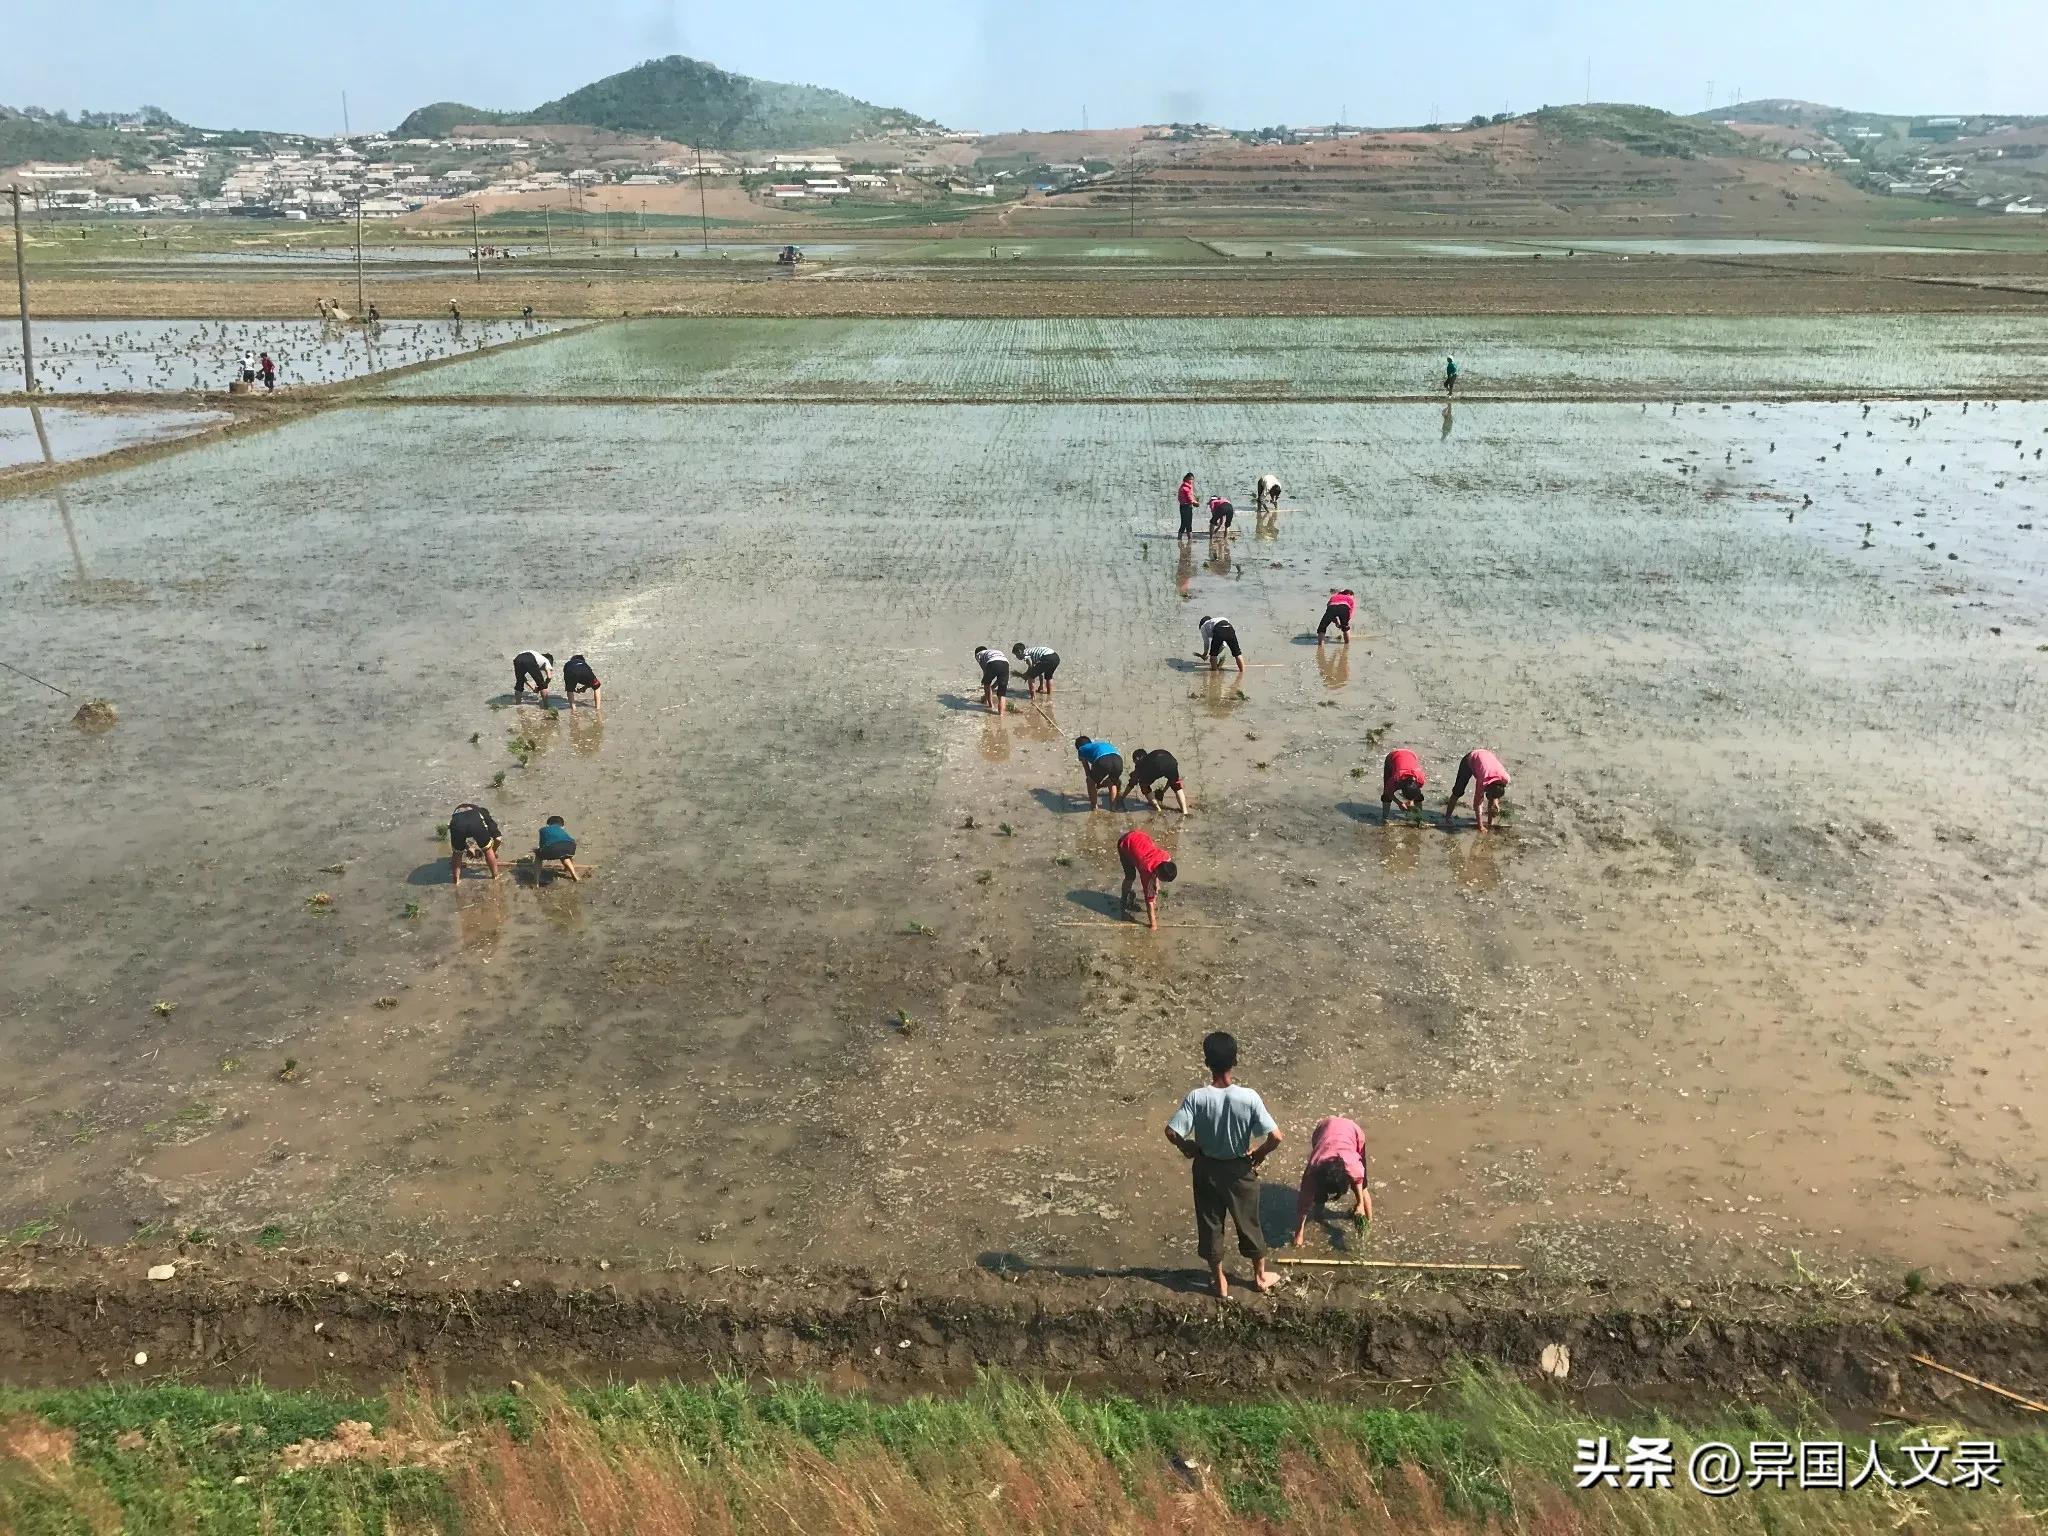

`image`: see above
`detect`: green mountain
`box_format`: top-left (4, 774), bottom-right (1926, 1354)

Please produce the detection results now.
top-left (394, 55), bottom-right (938, 149)
top-left (1532, 104), bottom-right (1752, 159)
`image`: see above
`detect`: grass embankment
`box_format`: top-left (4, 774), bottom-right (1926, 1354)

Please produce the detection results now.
top-left (2, 1371), bottom-right (2042, 1534)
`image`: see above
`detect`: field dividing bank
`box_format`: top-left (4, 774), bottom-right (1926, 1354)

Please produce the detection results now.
top-left (369, 314), bottom-right (2048, 402)
top-left (6, 1368), bottom-right (2045, 1536)
top-left (3, 391), bottom-right (2044, 1309)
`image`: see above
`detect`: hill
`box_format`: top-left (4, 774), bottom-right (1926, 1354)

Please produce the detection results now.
top-left (394, 55), bottom-right (939, 150)
top-left (1049, 105), bottom-right (1882, 234)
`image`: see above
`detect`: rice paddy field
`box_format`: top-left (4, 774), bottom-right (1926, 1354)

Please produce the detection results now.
top-left (2, 314), bottom-right (2044, 1301)
top-left (372, 315), bottom-right (2048, 401)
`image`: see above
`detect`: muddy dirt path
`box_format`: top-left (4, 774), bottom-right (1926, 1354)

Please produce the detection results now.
top-left (1, 392), bottom-right (2043, 1302)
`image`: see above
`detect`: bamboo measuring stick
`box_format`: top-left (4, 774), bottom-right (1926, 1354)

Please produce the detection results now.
top-left (1272, 1257), bottom-right (1524, 1273)
top-left (1051, 920), bottom-right (1232, 930)
top-left (1908, 1354), bottom-right (2048, 1414)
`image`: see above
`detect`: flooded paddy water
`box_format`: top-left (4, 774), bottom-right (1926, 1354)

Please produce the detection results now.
top-left (2, 317), bottom-right (557, 395)
top-left (2, 317), bottom-right (2045, 1296)
top-left (374, 314), bottom-right (2048, 402)
top-left (0, 403), bottom-right (228, 469)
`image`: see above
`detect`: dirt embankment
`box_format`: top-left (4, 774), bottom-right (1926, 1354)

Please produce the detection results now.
top-left (8, 257), bottom-right (2048, 322)
top-left (5, 1246), bottom-right (2046, 1417)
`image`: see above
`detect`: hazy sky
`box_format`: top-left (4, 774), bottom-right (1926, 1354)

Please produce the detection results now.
top-left (6, 0), bottom-right (2044, 136)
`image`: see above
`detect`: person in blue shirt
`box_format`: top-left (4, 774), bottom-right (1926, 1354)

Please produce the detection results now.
top-left (535, 814), bottom-right (581, 883)
top-left (1074, 735), bottom-right (1124, 811)
top-left (1165, 1031), bottom-right (1285, 1299)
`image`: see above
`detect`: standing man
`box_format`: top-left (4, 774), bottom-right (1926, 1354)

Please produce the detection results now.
top-left (239, 350), bottom-right (257, 387)
top-left (1165, 1031), bottom-right (1284, 1300)
top-left (1198, 615), bottom-right (1244, 674)
top-left (1291, 1114), bottom-right (1371, 1246)
top-left (1011, 641), bottom-right (1060, 699)
top-left (1445, 747), bottom-right (1511, 832)
top-left (257, 352), bottom-right (278, 392)
top-left (1176, 472), bottom-right (1198, 541)
top-left (512, 649), bottom-right (554, 704)
top-left (1116, 826), bottom-right (1178, 928)
top-left (973, 645), bottom-right (1010, 716)
top-left (1074, 735), bottom-right (1124, 811)
top-left (1444, 356), bottom-right (1459, 396)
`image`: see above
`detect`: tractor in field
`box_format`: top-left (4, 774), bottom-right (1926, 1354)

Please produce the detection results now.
top-left (775, 245), bottom-right (804, 267)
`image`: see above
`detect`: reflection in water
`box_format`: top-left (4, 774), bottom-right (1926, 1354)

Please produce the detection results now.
top-left (1441, 402), bottom-right (1455, 441)
top-left (1175, 542), bottom-right (1195, 598)
top-left (27, 401), bottom-right (87, 582)
top-left (1447, 833), bottom-right (1502, 892)
top-left (568, 710), bottom-right (606, 758)
top-left (536, 882), bottom-right (586, 932)
top-left (1255, 505), bottom-right (1281, 540)
top-left (454, 880), bottom-right (510, 952)
top-left (1376, 823), bottom-right (1423, 877)
top-left (1204, 536), bottom-right (1234, 579)
top-left (1315, 644), bottom-right (1350, 691)
top-left (978, 718), bottom-right (1011, 762)
top-left (1196, 670), bottom-right (1246, 718)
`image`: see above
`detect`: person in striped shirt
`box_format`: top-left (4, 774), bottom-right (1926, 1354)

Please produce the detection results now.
top-left (973, 645), bottom-right (1010, 716)
top-left (1011, 642), bottom-right (1060, 698)
top-left (1445, 748), bottom-right (1511, 832)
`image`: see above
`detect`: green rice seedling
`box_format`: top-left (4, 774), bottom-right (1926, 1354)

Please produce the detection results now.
top-left (401, 900), bottom-right (423, 920)
top-left (277, 1058), bottom-right (300, 1083)
top-left (151, 1000), bottom-right (176, 1018)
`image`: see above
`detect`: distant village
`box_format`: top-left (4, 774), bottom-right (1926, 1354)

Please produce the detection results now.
top-left (1731, 113), bottom-right (2047, 215)
top-left (1, 117), bottom-right (1063, 219)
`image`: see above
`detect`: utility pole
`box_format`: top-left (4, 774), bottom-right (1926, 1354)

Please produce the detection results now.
top-left (1585, 58), bottom-right (1592, 105)
top-left (1127, 150), bottom-right (1137, 237)
top-left (469, 205), bottom-right (481, 284)
top-left (353, 195), bottom-right (365, 316)
top-left (635, 200), bottom-right (644, 258)
top-left (342, 89), bottom-right (351, 138)
top-left (694, 144), bottom-right (710, 252)
top-left (544, 204), bottom-right (553, 256)
top-left (8, 185), bottom-right (34, 394)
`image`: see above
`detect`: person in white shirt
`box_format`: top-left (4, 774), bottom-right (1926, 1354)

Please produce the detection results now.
top-left (1255, 474), bottom-right (1282, 513)
top-left (1165, 1031), bottom-right (1284, 1299)
top-left (1010, 642), bottom-right (1060, 698)
top-left (1198, 615), bottom-right (1243, 674)
top-left (512, 649), bottom-right (553, 704)
top-left (973, 645), bottom-right (1009, 715)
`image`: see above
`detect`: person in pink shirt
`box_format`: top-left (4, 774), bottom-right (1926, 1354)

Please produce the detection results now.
top-left (1292, 1115), bottom-right (1370, 1245)
top-left (1316, 588), bottom-right (1358, 643)
top-left (1445, 748), bottom-right (1511, 832)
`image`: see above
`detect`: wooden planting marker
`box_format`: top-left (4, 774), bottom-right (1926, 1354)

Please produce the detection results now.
top-left (1272, 1257), bottom-right (1523, 1274)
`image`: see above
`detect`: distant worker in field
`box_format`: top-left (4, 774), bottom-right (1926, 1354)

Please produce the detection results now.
top-left (512, 649), bottom-right (554, 704)
top-left (973, 645), bottom-right (1011, 715)
top-left (521, 304), bottom-right (535, 323)
top-left (1011, 642), bottom-right (1060, 699)
top-left (1198, 614), bottom-right (1244, 674)
top-left (1177, 472), bottom-right (1198, 540)
top-left (1127, 747), bottom-right (1191, 816)
top-left (1165, 1030), bottom-right (1284, 1298)
top-left (1255, 474), bottom-right (1282, 514)
top-left (257, 352), bottom-right (277, 392)
top-left (1291, 1113), bottom-right (1371, 1247)
top-left (367, 302), bottom-right (380, 325)
top-left (1316, 588), bottom-right (1358, 643)
top-left (1074, 735), bottom-right (1124, 811)
top-left (562, 654), bottom-right (603, 707)
top-left (239, 350), bottom-right (257, 386)
top-left (1118, 826), bottom-right (1179, 929)
top-left (448, 802), bottom-right (503, 885)
top-left (1207, 495), bottom-right (1236, 536)
top-left (1382, 747), bottom-right (1429, 821)
top-left (1444, 356), bottom-right (1459, 396)
top-left (534, 814), bottom-right (582, 883)
top-left (1444, 747), bottom-right (1511, 833)
top-left (449, 302), bottom-right (462, 326)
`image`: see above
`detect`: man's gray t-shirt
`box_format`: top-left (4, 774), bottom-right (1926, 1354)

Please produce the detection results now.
top-left (1168, 1083), bottom-right (1277, 1159)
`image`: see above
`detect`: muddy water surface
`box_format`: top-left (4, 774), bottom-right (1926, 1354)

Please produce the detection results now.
top-left (1, 390), bottom-right (2043, 1290)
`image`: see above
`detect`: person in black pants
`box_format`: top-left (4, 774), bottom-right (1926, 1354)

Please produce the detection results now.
top-left (973, 645), bottom-right (1010, 715)
top-left (512, 649), bottom-right (553, 703)
top-left (1198, 615), bottom-right (1243, 674)
top-left (562, 654), bottom-right (602, 707)
top-left (448, 803), bottom-right (502, 885)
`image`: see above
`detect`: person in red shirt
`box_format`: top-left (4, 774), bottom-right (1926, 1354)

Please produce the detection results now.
top-left (1117, 829), bottom-right (1178, 929)
top-left (1381, 747), bottom-right (1428, 821)
top-left (1176, 472), bottom-right (1197, 540)
top-left (1316, 588), bottom-right (1358, 643)
top-left (1445, 748), bottom-right (1511, 832)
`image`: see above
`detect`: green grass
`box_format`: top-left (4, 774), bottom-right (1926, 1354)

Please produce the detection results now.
top-left (4, 1370), bottom-right (2045, 1534)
